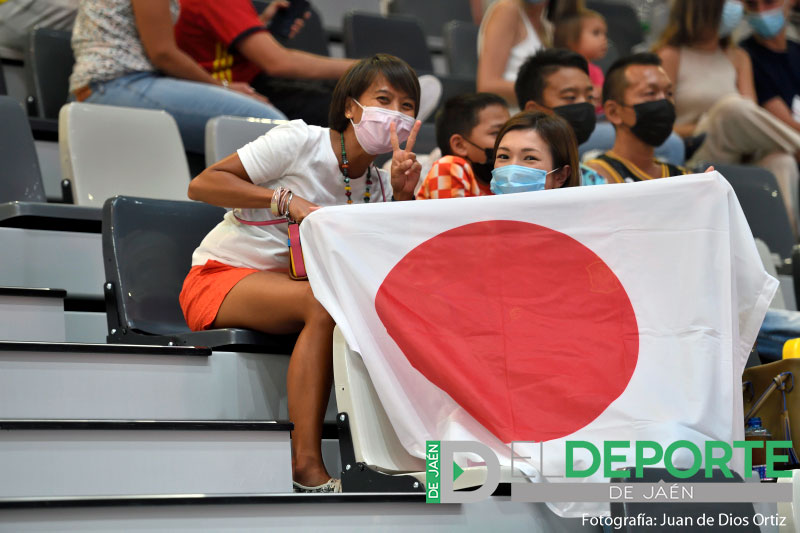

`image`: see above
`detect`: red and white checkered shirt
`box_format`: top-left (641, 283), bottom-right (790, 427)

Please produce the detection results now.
top-left (416, 155), bottom-right (493, 200)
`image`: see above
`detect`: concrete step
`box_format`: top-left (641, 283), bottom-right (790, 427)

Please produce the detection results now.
top-left (0, 287), bottom-right (66, 342)
top-left (0, 492), bottom-right (593, 532)
top-left (0, 419), bottom-right (292, 498)
top-left (0, 226), bottom-right (103, 300)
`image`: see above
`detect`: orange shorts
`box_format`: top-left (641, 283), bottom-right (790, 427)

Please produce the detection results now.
top-left (179, 260), bottom-right (259, 331)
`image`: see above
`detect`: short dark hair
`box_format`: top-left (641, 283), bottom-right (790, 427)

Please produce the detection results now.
top-left (514, 48), bottom-right (589, 108)
top-left (493, 111), bottom-right (581, 188)
top-left (602, 52), bottom-right (662, 104)
top-left (328, 54), bottom-right (421, 132)
top-left (434, 93), bottom-right (508, 155)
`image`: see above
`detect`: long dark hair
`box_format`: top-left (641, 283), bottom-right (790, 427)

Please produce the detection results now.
top-left (655, 0), bottom-right (731, 49)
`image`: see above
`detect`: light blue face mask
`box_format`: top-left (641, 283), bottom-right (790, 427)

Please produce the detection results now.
top-left (719, 1), bottom-right (744, 37)
top-left (747, 6), bottom-right (785, 38)
top-left (490, 164), bottom-right (559, 194)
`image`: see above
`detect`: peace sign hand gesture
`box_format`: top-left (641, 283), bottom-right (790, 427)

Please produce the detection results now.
top-left (389, 120), bottom-right (423, 201)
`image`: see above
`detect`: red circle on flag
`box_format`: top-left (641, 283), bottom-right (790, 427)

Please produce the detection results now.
top-left (375, 220), bottom-right (639, 442)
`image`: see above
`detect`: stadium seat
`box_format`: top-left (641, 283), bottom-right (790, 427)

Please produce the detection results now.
top-left (387, 0), bottom-right (472, 40)
top-left (333, 327), bottom-right (526, 491)
top-left (281, 5), bottom-right (330, 57)
top-left (313, 0), bottom-right (382, 35)
top-left (204, 115), bottom-right (285, 167)
top-left (344, 12), bottom-right (433, 74)
top-left (0, 95), bottom-right (99, 227)
top-left (711, 163), bottom-right (796, 262)
top-left (0, 96), bottom-right (46, 204)
top-left (59, 103), bottom-right (191, 207)
top-left (0, 61), bottom-right (7, 95)
top-left (26, 28), bottom-right (73, 120)
top-left (102, 195), bottom-right (297, 352)
top-left (586, 1), bottom-right (644, 57)
top-left (443, 20), bottom-right (479, 79)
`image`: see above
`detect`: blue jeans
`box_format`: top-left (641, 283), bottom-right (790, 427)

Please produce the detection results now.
top-left (82, 72), bottom-right (287, 154)
top-left (579, 122), bottom-right (686, 167)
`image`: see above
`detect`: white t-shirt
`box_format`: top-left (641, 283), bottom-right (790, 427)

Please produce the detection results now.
top-left (191, 120), bottom-right (393, 272)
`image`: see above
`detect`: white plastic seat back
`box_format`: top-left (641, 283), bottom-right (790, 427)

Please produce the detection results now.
top-left (333, 326), bottom-right (425, 473)
top-left (204, 115), bottom-right (285, 167)
top-left (59, 103), bottom-right (191, 207)
top-left (333, 327), bottom-right (529, 488)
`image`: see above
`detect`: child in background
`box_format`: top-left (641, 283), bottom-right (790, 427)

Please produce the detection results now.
top-left (417, 93), bottom-right (510, 199)
top-left (554, 10), bottom-right (608, 113)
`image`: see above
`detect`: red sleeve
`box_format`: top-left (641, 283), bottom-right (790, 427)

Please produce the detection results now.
top-left (190, 0), bottom-right (266, 48)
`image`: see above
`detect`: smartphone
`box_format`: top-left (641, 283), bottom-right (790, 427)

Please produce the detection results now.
top-left (267, 0), bottom-right (311, 39)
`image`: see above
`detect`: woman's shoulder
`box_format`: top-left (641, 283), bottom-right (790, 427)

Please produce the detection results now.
top-left (484, 0), bottom-right (522, 27)
top-left (727, 45), bottom-right (752, 69)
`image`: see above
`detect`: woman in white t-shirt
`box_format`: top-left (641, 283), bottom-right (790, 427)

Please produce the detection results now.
top-left (180, 54), bottom-right (422, 493)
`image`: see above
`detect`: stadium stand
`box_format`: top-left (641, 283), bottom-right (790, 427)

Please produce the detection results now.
top-left (26, 28), bottom-right (73, 120)
top-left (443, 20), bottom-right (479, 80)
top-left (712, 163), bottom-right (796, 264)
top-left (386, 0), bottom-right (473, 40)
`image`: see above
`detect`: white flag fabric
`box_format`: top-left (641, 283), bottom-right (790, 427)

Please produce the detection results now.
top-left (301, 172), bottom-right (777, 516)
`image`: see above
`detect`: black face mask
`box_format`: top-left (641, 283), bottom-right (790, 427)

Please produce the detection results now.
top-left (552, 102), bottom-right (596, 145)
top-left (463, 138), bottom-right (495, 185)
top-left (626, 99), bottom-right (676, 147)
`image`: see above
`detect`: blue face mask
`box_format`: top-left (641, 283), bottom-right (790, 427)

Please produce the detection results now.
top-left (719, 1), bottom-right (744, 37)
top-left (490, 165), bottom-right (559, 194)
top-left (747, 6), bottom-right (785, 38)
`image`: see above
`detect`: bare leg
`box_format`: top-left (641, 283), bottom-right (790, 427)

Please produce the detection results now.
top-left (214, 271), bottom-right (335, 486)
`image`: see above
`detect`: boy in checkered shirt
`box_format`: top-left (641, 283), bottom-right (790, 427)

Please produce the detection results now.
top-left (416, 93), bottom-right (509, 199)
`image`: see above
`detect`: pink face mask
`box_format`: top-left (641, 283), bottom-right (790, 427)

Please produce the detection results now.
top-left (350, 99), bottom-right (416, 155)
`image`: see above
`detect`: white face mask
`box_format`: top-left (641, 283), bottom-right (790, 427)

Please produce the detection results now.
top-left (350, 99), bottom-right (416, 155)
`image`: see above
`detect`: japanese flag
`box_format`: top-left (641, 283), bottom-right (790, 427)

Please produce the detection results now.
top-left (301, 173), bottom-right (776, 516)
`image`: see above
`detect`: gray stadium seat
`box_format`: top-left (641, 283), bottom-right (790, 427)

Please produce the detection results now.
top-left (102, 195), bottom-right (296, 353)
top-left (0, 96), bottom-right (45, 204)
top-left (0, 95), bottom-right (99, 228)
top-left (343, 12), bottom-right (433, 74)
top-left (586, 0), bottom-right (644, 57)
top-left (59, 103), bottom-right (191, 207)
top-left (281, 5), bottom-right (330, 56)
top-left (713, 163), bottom-right (796, 261)
top-left (313, 0), bottom-right (381, 35)
top-left (26, 28), bottom-right (73, 120)
top-left (0, 61), bottom-right (6, 95)
top-left (251, 1), bottom-right (329, 56)
top-left (443, 20), bottom-right (478, 79)
top-left (205, 116), bottom-right (285, 166)
top-left (387, 0), bottom-right (472, 40)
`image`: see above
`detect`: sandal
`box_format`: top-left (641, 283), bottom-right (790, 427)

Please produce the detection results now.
top-left (292, 478), bottom-right (342, 493)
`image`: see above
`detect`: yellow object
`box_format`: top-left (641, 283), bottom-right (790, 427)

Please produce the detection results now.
top-left (783, 338), bottom-right (800, 359)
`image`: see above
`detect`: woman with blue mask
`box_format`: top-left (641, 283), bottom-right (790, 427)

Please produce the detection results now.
top-left (490, 111), bottom-right (581, 194)
top-left (740, 0), bottom-right (800, 135)
top-left (656, 0), bottom-right (800, 233)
